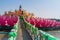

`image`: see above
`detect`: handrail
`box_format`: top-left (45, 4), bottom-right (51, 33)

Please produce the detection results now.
top-left (21, 16), bottom-right (57, 40)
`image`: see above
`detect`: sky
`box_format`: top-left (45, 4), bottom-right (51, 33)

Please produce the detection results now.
top-left (0, 0), bottom-right (60, 19)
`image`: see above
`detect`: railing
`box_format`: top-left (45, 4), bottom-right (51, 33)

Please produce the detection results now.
top-left (38, 30), bottom-right (56, 40)
top-left (20, 16), bottom-right (58, 40)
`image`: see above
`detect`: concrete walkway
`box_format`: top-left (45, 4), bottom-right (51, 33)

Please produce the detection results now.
top-left (16, 19), bottom-right (32, 40)
top-left (16, 22), bottom-right (23, 40)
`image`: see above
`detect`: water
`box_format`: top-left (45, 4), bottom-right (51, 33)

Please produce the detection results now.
top-left (46, 30), bottom-right (60, 39)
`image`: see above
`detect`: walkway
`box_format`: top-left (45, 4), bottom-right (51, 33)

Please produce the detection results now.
top-left (16, 19), bottom-right (32, 40)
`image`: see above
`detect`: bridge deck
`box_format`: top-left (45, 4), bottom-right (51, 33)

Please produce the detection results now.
top-left (16, 20), bottom-right (32, 40)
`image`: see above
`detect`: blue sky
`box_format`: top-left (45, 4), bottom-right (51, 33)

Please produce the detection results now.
top-left (0, 0), bottom-right (60, 19)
